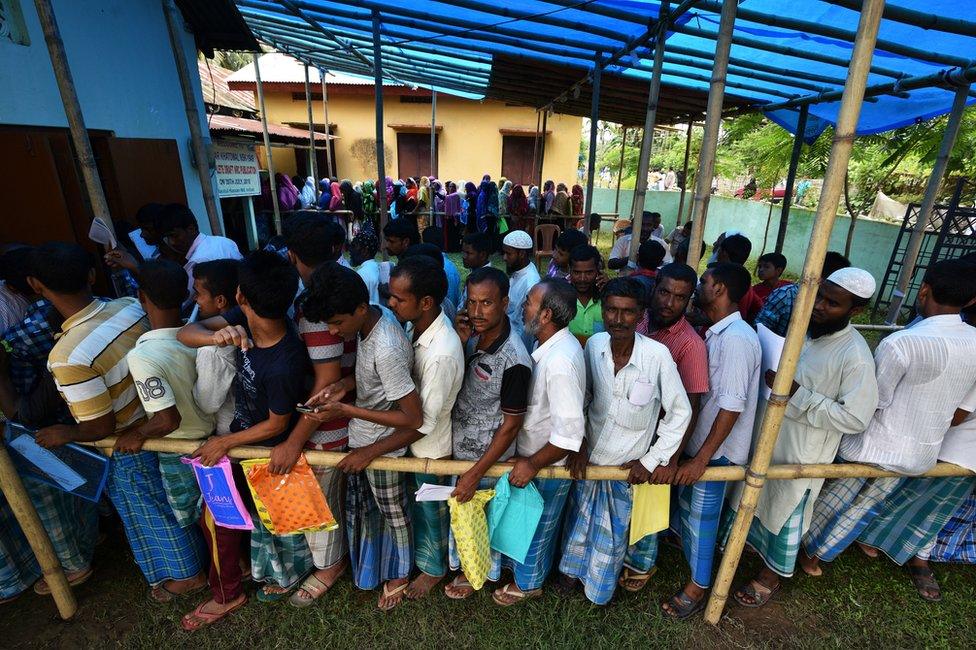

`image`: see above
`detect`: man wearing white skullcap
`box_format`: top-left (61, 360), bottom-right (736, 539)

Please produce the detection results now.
top-left (804, 258), bottom-right (976, 602)
top-left (501, 231), bottom-right (541, 349)
top-left (725, 266), bottom-right (880, 608)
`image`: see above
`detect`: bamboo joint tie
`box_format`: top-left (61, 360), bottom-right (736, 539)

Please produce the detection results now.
top-left (767, 393), bottom-right (791, 407)
top-left (745, 468), bottom-right (767, 488)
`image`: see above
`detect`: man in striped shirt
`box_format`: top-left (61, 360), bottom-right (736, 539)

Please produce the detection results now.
top-left (31, 242), bottom-right (206, 600)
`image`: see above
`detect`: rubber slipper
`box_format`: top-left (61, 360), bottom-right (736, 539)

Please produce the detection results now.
top-left (34, 566), bottom-right (93, 595)
top-left (908, 565), bottom-right (942, 603)
top-left (444, 575), bottom-right (475, 600)
top-left (733, 579), bottom-right (781, 608)
top-left (180, 596), bottom-right (247, 632)
top-left (288, 573), bottom-right (338, 608)
top-left (491, 583), bottom-right (542, 607)
top-left (662, 589), bottom-right (705, 620)
top-left (618, 566), bottom-right (658, 593)
top-left (378, 580), bottom-right (408, 611)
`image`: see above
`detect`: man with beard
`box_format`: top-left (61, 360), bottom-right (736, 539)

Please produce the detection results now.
top-left (567, 244), bottom-right (606, 346)
top-left (660, 262), bottom-right (760, 620)
top-left (501, 230), bottom-right (541, 349)
top-left (725, 268), bottom-right (879, 608)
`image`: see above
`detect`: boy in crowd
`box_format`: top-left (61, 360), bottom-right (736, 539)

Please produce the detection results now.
top-left (547, 229), bottom-right (588, 281)
top-left (445, 267), bottom-right (533, 599)
top-left (715, 234), bottom-right (752, 266)
top-left (608, 212), bottom-right (663, 271)
top-left (739, 252), bottom-right (791, 324)
top-left (458, 232), bottom-right (493, 307)
top-left (501, 230), bottom-right (541, 348)
top-left (560, 278), bottom-right (691, 605)
top-left (177, 251), bottom-right (313, 623)
top-left (631, 239), bottom-right (668, 307)
top-left (31, 243), bottom-right (207, 602)
top-left (568, 244), bottom-right (606, 346)
top-left (301, 264), bottom-right (423, 611)
top-left (422, 226), bottom-right (462, 308)
top-left (756, 252), bottom-right (850, 337)
top-left (349, 226), bottom-right (382, 305)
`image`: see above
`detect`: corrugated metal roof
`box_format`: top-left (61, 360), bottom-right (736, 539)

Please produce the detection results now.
top-left (226, 52), bottom-right (399, 86)
top-left (198, 60), bottom-right (256, 113)
top-left (209, 113), bottom-right (336, 146)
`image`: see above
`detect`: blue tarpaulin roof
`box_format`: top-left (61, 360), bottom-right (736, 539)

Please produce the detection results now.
top-left (232, 0), bottom-right (976, 136)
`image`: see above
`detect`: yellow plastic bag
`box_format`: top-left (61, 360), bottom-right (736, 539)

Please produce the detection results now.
top-left (241, 456), bottom-right (337, 535)
top-left (447, 489), bottom-right (495, 590)
top-left (629, 483), bottom-right (670, 546)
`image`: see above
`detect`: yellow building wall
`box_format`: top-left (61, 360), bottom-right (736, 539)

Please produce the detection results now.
top-left (257, 91), bottom-right (582, 186)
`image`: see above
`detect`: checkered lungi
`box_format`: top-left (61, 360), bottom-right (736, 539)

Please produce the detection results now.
top-left (501, 477), bottom-right (571, 592)
top-left (304, 465), bottom-right (347, 570)
top-left (345, 469), bottom-right (412, 590)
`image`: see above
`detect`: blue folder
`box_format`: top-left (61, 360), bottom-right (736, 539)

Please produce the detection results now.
top-left (3, 421), bottom-right (110, 503)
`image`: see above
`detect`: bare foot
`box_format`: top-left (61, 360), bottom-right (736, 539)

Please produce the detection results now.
top-left (378, 578), bottom-right (409, 611)
top-left (856, 542), bottom-right (879, 558)
top-left (405, 572), bottom-right (443, 600)
top-left (151, 574), bottom-right (208, 602)
top-left (444, 575), bottom-right (475, 600)
top-left (798, 549), bottom-right (822, 577)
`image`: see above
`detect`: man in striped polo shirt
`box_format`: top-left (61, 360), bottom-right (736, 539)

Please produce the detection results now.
top-left (32, 242), bottom-right (206, 601)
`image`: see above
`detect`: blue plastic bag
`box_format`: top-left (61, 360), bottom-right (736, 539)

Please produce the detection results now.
top-left (487, 472), bottom-right (544, 563)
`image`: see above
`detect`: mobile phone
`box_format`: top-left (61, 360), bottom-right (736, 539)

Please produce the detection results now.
top-left (296, 405), bottom-right (320, 414)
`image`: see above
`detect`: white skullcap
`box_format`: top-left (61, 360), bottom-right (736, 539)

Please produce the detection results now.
top-left (502, 230), bottom-right (533, 250)
top-left (826, 267), bottom-right (876, 299)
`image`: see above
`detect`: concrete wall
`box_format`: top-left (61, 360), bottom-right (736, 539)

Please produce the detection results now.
top-left (591, 188), bottom-right (901, 281)
top-left (256, 90), bottom-right (582, 185)
top-left (0, 0), bottom-right (218, 231)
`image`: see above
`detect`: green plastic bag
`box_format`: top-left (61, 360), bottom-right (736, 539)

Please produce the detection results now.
top-left (487, 473), bottom-right (544, 563)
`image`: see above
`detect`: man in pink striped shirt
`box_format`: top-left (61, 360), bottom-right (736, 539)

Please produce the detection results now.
top-left (623, 263), bottom-right (709, 593)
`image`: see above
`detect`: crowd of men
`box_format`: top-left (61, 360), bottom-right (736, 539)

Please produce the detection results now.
top-left (1, 203), bottom-right (975, 630)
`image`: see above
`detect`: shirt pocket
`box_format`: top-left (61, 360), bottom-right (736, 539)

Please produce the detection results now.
top-left (612, 399), bottom-right (655, 432)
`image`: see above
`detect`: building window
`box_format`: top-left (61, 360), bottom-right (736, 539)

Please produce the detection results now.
top-left (0, 0), bottom-right (30, 46)
top-left (501, 135), bottom-right (537, 186)
top-left (396, 132), bottom-right (438, 179)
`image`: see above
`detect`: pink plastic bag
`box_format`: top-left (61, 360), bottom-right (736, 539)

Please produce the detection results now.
top-left (182, 456), bottom-right (253, 530)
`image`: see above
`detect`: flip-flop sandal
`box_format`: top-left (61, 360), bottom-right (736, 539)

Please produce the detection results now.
top-left (150, 578), bottom-right (207, 604)
top-left (256, 586), bottom-right (291, 603)
top-left (908, 565), bottom-right (942, 603)
top-left (491, 583), bottom-right (542, 607)
top-left (34, 567), bottom-right (94, 595)
top-left (444, 575), bottom-right (475, 600)
top-left (618, 566), bottom-right (658, 593)
top-left (288, 573), bottom-right (340, 608)
top-left (733, 579), bottom-right (781, 608)
top-left (378, 580), bottom-right (409, 611)
top-left (180, 596), bottom-right (248, 632)
top-left (662, 589), bottom-right (705, 620)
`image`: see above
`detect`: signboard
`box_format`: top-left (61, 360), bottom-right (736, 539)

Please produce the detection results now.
top-left (214, 143), bottom-right (260, 197)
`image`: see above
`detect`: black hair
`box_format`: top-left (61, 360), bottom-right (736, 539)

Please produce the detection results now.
top-left (462, 232), bottom-right (492, 254)
top-left (391, 255), bottom-right (447, 304)
top-left (822, 251), bottom-right (851, 277)
top-left (657, 262), bottom-right (699, 287)
top-left (638, 239), bottom-right (667, 270)
top-left (922, 258), bottom-right (976, 307)
top-left (555, 228), bottom-right (588, 252)
top-left (383, 218), bottom-right (420, 245)
top-left (601, 277), bottom-right (644, 305)
top-left (466, 266), bottom-right (509, 298)
top-left (708, 262), bottom-right (752, 303)
top-left (283, 213), bottom-right (344, 266)
top-left (401, 243), bottom-right (443, 266)
top-left (138, 260), bottom-right (188, 310)
top-left (421, 226), bottom-right (445, 250)
top-left (237, 250), bottom-right (298, 319)
top-left (156, 203), bottom-right (197, 232)
top-left (643, 211), bottom-right (661, 223)
top-left (301, 261), bottom-right (369, 323)
top-left (134, 203), bottom-right (164, 227)
top-left (0, 246), bottom-right (34, 295)
top-left (758, 252), bottom-right (788, 270)
top-left (536, 278), bottom-right (578, 329)
top-left (28, 242), bottom-right (92, 294)
top-left (720, 234), bottom-right (752, 265)
top-left (192, 259), bottom-right (240, 306)
top-left (569, 244), bottom-right (602, 267)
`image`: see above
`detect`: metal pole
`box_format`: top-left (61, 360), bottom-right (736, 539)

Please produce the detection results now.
top-left (584, 53), bottom-right (603, 222)
top-left (686, 0), bottom-right (736, 270)
top-left (538, 108), bottom-right (549, 200)
top-left (34, 0), bottom-right (115, 239)
top-left (304, 63), bottom-right (318, 199)
top-left (320, 69), bottom-right (334, 178)
top-left (676, 120), bottom-right (693, 228)
top-left (704, 0), bottom-right (886, 625)
top-left (884, 82), bottom-right (971, 324)
top-left (531, 110), bottom-right (541, 188)
top-left (430, 89), bottom-right (437, 223)
top-left (614, 126), bottom-right (628, 214)
top-left (254, 55), bottom-right (282, 235)
top-left (163, 0), bottom-right (222, 235)
top-left (373, 10), bottom-right (390, 259)
top-left (775, 104), bottom-right (810, 254)
top-left (628, 1), bottom-right (669, 265)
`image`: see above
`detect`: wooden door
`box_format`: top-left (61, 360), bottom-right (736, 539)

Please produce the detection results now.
top-left (501, 135), bottom-right (536, 186)
top-left (93, 137), bottom-right (188, 226)
top-left (397, 132), bottom-right (437, 179)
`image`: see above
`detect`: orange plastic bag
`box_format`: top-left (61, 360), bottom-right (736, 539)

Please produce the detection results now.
top-left (241, 456), bottom-right (337, 535)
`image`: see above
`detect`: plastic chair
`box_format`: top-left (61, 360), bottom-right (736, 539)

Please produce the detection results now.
top-left (534, 224), bottom-right (560, 273)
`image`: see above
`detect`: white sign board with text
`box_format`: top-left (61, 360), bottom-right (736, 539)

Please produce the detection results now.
top-left (214, 143), bottom-right (260, 197)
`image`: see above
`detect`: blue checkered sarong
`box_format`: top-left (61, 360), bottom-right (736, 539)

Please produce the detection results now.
top-left (670, 457), bottom-right (731, 589)
top-left (345, 469), bottom-right (413, 590)
top-left (107, 451), bottom-right (207, 585)
top-left (24, 476), bottom-right (97, 573)
top-left (0, 494), bottom-right (40, 599)
top-left (501, 477), bottom-right (571, 592)
top-left (156, 453), bottom-right (202, 529)
top-left (930, 493), bottom-right (976, 564)
top-left (721, 492), bottom-right (808, 578)
top-left (558, 479), bottom-right (631, 605)
top-left (250, 515), bottom-right (314, 590)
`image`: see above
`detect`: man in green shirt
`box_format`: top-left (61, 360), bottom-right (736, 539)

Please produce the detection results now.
top-left (568, 244), bottom-right (606, 346)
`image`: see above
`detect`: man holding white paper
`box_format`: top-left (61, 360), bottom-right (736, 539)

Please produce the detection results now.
top-left (725, 268), bottom-right (878, 608)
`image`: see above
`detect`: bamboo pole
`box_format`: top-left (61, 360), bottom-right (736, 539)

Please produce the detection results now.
top-left (704, 0), bottom-right (886, 626)
top-left (372, 10), bottom-right (390, 259)
top-left (676, 121), bottom-right (693, 229)
top-left (33, 0), bottom-right (115, 239)
top-left (162, 0), bottom-right (222, 236)
top-left (613, 126), bottom-right (628, 215)
top-left (775, 104), bottom-right (809, 254)
top-left (254, 54), bottom-right (282, 235)
top-left (531, 110), bottom-right (541, 189)
top-left (320, 70), bottom-right (334, 178)
top-left (0, 446), bottom-right (77, 619)
top-left (430, 89), bottom-right (437, 225)
top-left (685, 0), bottom-right (736, 271)
top-left (538, 109), bottom-right (549, 197)
top-left (883, 82), bottom-right (971, 324)
top-left (584, 53), bottom-right (603, 222)
top-left (304, 63), bottom-right (318, 197)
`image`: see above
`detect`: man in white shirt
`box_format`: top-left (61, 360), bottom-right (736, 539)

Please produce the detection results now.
top-left (558, 278), bottom-right (691, 605)
top-left (662, 262), bottom-right (760, 620)
top-left (157, 204), bottom-right (243, 291)
top-left (501, 230), bottom-right (541, 350)
top-left (726, 268), bottom-right (879, 608)
top-left (493, 278), bottom-right (585, 606)
top-left (350, 225), bottom-right (382, 305)
top-left (386, 256), bottom-right (464, 600)
top-left (805, 259), bottom-right (976, 600)
top-left (608, 213), bottom-right (670, 271)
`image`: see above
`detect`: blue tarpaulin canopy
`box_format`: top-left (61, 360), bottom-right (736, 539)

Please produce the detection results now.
top-left (233, 0), bottom-right (976, 136)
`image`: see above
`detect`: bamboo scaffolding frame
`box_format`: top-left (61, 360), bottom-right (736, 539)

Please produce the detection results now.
top-left (373, 10), bottom-right (390, 260)
top-left (776, 104), bottom-right (809, 254)
top-left (583, 54), bottom-right (603, 223)
top-left (320, 69), bottom-right (334, 178)
top-left (685, 0), bottom-right (736, 271)
top-left (254, 54), bottom-right (282, 235)
top-left (703, 0), bottom-right (886, 626)
top-left (676, 121), bottom-right (694, 229)
top-left (614, 126), bottom-right (628, 215)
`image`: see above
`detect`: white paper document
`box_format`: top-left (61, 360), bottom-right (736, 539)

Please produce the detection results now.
top-left (414, 483), bottom-right (455, 502)
top-left (88, 217), bottom-right (117, 250)
top-left (10, 434), bottom-right (87, 492)
top-left (756, 323), bottom-right (785, 401)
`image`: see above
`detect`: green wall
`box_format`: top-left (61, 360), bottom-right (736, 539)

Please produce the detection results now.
top-left (591, 188), bottom-right (901, 281)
